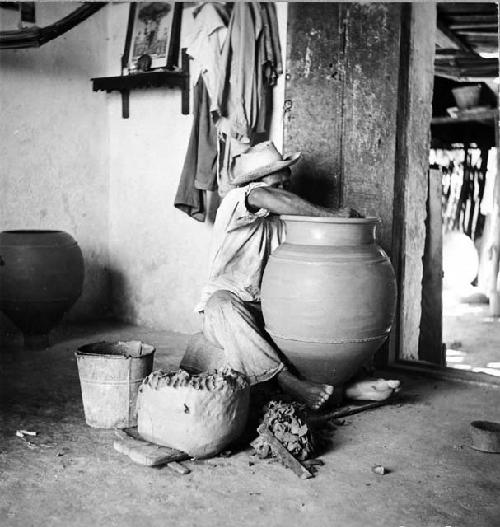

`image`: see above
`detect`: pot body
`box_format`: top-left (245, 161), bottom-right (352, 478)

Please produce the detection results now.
top-left (261, 216), bottom-right (397, 386)
top-left (0, 230), bottom-right (84, 344)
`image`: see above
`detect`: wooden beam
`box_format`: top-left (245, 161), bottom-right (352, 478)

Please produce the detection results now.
top-left (434, 57), bottom-right (498, 66)
top-left (438, 5), bottom-right (497, 16)
top-left (431, 109), bottom-right (498, 125)
top-left (443, 14), bottom-right (498, 24)
top-left (434, 71), bottom-right (499, 83)
top-left (485, 7), bottom-right (500, 315)
top-left (449, 24), bottom-right (498, 31)
top-left (392, 3), bottom-right (436, 362)
top-left (456, 31), bottom-right (498, 37)
top-left (436, 21), bottom-right (475, 53)
top-left (435, 49), bottom-right (481, 58)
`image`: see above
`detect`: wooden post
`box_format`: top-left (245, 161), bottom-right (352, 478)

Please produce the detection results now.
top-left (487, 9), bottom-right (500, 316)
top-left (418, 167), bottom-right (444, 365)
top-left (487, 109), bottom-right (500, 315)
top-left (391, 3), bottom-right (436, 362)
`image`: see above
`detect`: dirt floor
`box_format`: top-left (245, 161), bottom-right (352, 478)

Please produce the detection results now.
top-left (443, 283), bottom-right (500, 376)
top-left (442, 230), bottom-right (500, 376)
top-left (1, 322), bottom-right (500, 527)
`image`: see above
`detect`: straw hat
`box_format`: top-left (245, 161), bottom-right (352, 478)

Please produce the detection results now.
top-left (231, 141), bottom-right (301, 186)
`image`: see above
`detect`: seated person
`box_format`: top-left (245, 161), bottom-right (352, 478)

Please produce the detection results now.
top-left (193, 141), bottom-right (400, 409)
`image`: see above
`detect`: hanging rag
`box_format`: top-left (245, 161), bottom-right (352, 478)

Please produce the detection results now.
top-left (174, 74), bottom-right (218, 222)
top-left (185, 2), bottom-right (230, 113)
top-left (174, 2), bottom-right (230, 219)
top-left (256, 2), bottom-right (283, 134)
top-left (215, 2), bottom-right (283, 194)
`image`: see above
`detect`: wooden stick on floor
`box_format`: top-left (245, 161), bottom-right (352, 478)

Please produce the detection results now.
top-left (259, 428), bottom-right (314, 480)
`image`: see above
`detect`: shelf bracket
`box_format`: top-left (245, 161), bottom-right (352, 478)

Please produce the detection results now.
top-left (121, 89), bottom-right (130, 119)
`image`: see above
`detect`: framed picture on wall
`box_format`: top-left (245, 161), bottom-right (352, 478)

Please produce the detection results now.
top-left (0, 2), bottom-right (36, 24)
top-left (122, 2), bottom-right (183, 75)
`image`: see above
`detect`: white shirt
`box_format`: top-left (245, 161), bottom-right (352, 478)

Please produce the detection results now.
top-left (185, 3), bottom-right (228, 113)
top-left (195, 182), bottom-right (285, 312)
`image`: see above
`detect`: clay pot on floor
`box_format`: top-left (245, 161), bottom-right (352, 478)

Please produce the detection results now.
top-left (0, 230), bottom-right (84, 349)
top-left (260, 216), bottom-right (397, 389)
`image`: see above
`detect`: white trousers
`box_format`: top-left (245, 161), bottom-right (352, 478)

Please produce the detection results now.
top-left (202, 290), bottom-right (285, 385)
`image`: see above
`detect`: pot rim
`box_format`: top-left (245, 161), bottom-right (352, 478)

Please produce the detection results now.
top-left (279, 215), bottom-right (380, 224)
top-left (1, 230), bottom-right (66, 234)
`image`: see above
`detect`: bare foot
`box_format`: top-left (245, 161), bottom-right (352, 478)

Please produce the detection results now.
top-left (277, 370), bottom-right (334, 410)
top-left (345, 378), bottom-right (400, 402)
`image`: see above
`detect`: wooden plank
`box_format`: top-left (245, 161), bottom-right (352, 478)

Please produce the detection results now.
top-left (341, 3), bottom-right (401, 252)
top-left (431, 109), bottom-right (498, 125)
top-left (449, 24), bottom-right (498, 31)
top-left (436, 22), bottom-right (474, 52)
top-left (91, 71), bottom-right (189, 92)
top-left (259, 429), bottom-right (313, 480)
top-left (486, 15), bottom-right (500, 315)
top-left (392, 4), bottom-right (437, 362)
top-left (418, 168), bottom-right (444, 365)
top-left (456, 31), bottom-right (498, 37)
top-left (443, 15), bottom-right (498, 24)
top-left (113, 429), bottom-right (189, 467)
top-left (438, 5), bottom-right (497, 16)
top-left (284, 3), bottom-right (344, 208)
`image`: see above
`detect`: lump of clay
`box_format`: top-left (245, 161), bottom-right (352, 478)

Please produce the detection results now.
top-left (251, 400), bottom-right (314, 461)
top-left (137, 368), bottom-right (250, 458)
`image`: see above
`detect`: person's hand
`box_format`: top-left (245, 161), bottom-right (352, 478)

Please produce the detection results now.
top-left (330, 207), bottom-right (363, 218)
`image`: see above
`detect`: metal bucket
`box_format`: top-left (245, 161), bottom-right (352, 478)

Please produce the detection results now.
top-left (75, 341), bottom-right (155, 429)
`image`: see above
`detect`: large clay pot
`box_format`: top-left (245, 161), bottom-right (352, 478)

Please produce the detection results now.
top-left (261, 216), bottom-right (397, 388)
top-left (0, 230), bottom-right (84, 348)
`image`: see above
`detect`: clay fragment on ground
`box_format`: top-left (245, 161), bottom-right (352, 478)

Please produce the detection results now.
top-left (371, 464), bottom-right (388, 475)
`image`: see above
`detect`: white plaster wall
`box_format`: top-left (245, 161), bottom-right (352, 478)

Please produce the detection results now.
top-left (106, 4), bottom-right (287, 334)
top-left (0, 3), bottom-right (110, 326)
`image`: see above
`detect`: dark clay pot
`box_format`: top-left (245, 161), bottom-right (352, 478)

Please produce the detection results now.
top-left (261, 216), bottom-right (397, 388)
top-left (0, 230), bottom-right (84, 348)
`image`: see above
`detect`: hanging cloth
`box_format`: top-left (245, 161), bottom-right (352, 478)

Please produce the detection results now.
top-left (174, 75), bottom-right (218, 222)
top-left (215, 2), bottom-right (283, 194)
top-left (185, 2), bottom-right (230, 113)
top-left (217, 2), bottom-right (264, 140)
top-left (256, 2), bottom-right (283, 134)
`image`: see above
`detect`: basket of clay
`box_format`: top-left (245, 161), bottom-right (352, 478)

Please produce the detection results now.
top-left (137, 368), bottom-right (250, 458)
top-left (76, 340), bottom-right (155, 429)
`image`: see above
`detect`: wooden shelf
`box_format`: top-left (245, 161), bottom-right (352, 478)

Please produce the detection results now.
top-left (91, 49), bottom-right (190, 118)
top-left (431, 108), bottom-right (498, 125)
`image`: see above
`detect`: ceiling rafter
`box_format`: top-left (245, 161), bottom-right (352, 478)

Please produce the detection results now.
top-left (435, 2), bottom-right (498, 81)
